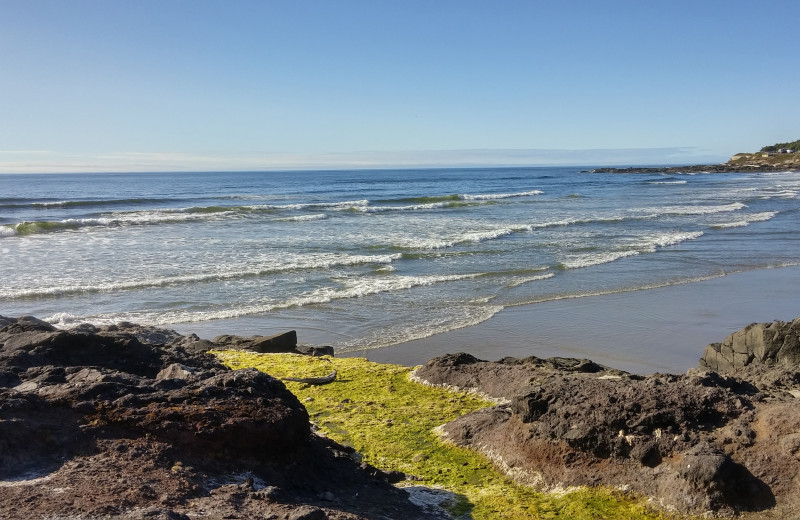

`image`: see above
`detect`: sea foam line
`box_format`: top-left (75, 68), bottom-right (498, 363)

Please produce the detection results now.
top-left (507, 273), bottom-right (727, 309)
top-left (394, 225), bottom-right (534, 250)
top-left (358, 201), bottom-right (481, 213)
top-left (50, 272), bottom-right (485, 326)
top-left (0, 253), bottom-right (403, 299)
top-left (385, 190), bottom-right (543, 204)
top-left (558, 231), bottom-right (704, 270)
top-left (3, 210), bottom-right (232, 236)
top-left (274, 214), bottom-right (328, 222)
top-left (461, 189), bottom-right (544, 200)
top-left (335, 303), bottom-right (506, 352)
top-left (645, 202), bottom-right (746, 216)
top-left (712, 211), bottom-right (778, 229)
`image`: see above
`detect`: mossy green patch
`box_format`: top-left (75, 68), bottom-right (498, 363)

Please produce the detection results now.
top-left (213, 351), bottom-right (675, 519)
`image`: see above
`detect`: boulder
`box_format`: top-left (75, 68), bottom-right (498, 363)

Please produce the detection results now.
top-left (0, 315), bottom-right (56, 334)
top-left (699, 318), bottom-right (800, 372)
top-left (213, 331), bottom-right (298, 353)
top-left (155, 363), bottom-right (195, 381)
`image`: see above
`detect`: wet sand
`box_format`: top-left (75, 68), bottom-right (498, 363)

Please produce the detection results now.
top-left (343, 266), bottom-right (800, 374)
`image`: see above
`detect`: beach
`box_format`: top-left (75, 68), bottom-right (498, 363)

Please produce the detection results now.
top-left (3, 167), bottom-right (800, 371)
top-left (343, 265), bottom-right (800, 373)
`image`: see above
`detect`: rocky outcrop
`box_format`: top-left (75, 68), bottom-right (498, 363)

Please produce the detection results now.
top-left (414, 330), bottom-right (800, 517)
top-left (0, 316), bottom-right (429, 520)
top-left (212, 330), bottom-right (298, 353)
top-left (211, 330), bottom-right (336, 357)
top-left (586, 153), bottom-right (800, 174)
top-left (699, 317), bottom-right (800, 373)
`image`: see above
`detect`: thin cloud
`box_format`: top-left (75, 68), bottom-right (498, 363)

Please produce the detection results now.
top-left (0, 148), bottom-right (726, 174)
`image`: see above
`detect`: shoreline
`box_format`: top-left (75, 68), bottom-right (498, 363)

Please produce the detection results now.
top-left (4, 296), bottom-right (798, 517)
top-left (342, 265), bottom-right (800, 374)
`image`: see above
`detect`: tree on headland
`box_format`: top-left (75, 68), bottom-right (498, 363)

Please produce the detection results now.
top-left (760, 139), bottom-right (800, 152)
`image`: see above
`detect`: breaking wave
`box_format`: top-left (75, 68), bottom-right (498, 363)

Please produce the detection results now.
top-left (712, 211), bottom-right (779, 229)
top-left (49, 272), bottom-right (485, 326)
top-left (1, 253), bottom-right (403, 299)
top-left (558, 231), bottom-right (704, 269)
top-left (644, 202), bottom-right (746, 217)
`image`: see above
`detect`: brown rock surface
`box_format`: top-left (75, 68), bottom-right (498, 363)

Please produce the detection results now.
top-left (414, 328), bottom-right (800, 517)
top-left (0, 316), bottom-right (432, 520)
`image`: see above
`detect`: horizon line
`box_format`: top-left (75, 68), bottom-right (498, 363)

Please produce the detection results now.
top-left (0, 147), bottom-right (728, 174)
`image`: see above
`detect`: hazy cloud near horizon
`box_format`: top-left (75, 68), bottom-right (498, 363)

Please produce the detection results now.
top-left (0, 147), bottom-right (726, 174)
top-left (1, 2), bottom-right (797, 173)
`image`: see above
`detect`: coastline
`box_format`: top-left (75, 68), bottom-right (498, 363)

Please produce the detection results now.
top-left (343, 265), bottom-right (800, 374)
top-left (5, 281), bottom-right (799, 517)
top-left (586, 159), bottom-right (800, 174)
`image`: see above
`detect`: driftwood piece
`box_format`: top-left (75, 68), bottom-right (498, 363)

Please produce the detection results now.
top-left (282, 370), bottom-right (337, 385)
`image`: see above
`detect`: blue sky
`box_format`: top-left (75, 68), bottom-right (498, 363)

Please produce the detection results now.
top-left (1, 0), bottom-right (798, 172)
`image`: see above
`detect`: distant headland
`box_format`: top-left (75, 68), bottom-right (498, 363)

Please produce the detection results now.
top-left (588, 138), bottom-right (800, 173)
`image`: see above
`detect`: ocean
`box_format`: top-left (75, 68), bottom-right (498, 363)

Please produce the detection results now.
top-left (2, 166), bottom-right (799, 362)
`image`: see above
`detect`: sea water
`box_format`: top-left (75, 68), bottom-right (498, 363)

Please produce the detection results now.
top-left (1, 167), bottom-right (799, 355)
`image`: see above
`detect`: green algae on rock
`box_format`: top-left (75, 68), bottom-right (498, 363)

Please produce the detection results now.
top-left (213, 351), bottom-right (669, 520)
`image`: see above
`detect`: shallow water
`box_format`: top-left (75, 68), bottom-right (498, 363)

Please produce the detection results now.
top-left (352, 265), bottom-right (800, 373)
top-left (2, 167), bottom-right (799, 362)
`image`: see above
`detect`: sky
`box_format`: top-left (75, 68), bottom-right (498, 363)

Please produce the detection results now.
top-left (1, 0), bottom-right (798, 173)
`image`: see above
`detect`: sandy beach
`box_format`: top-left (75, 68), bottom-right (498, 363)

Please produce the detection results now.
top-left (342, 265), bottom-right (800, 374)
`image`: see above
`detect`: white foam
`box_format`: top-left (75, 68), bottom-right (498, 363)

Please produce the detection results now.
top-left (643, 231), bottom-right (704, 249)
top-left (713, 211), bottom-right (778, 229)
top-left (80, 272), bottom-right (486, 326)
top-left (31, 201), bottom-right (70, 207)
top-left (275, 214), bottom-right (327, 222)
top-left (359, 201), bottom-right (465, 213)
top-left (336, 302), bottom-right (504, 351)
top-left (560, 250), bottom-right (641, 269)
top-left (247, 199), bottom-right (369, 211)
top-left (461, 189), bottom-right (543, 200)
top-left (534, 215), bottom-right (627, 228)
top-left (297, 273), bottom-right (482, 305)
top-left (648, 202), bottom-right (746, 216)
top-left (505, 272), bottom-right (555, 287)
top-left (560, 231), bottom-right (704, 269)
top-left (768, 190), bottom-right (798, 199)
top-left (1, 252), bottom-right (403, 299)
top-left (394, 224), bottom-right (533, 250)
top-left (11, 211), bottom-right (228, 235)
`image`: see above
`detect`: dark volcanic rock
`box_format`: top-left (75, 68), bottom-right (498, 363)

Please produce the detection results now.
top-left (98, 368), bottom-right (311, 459)
top-left (213, 330), bottom-right (298, 353)
top-left (700, 317), bottom-right (800, 373)
top-left (0, 316), bottom-right (430, 520)
top-left (415, 334), bottom-right (800, 516)
top-left (213, 330), bottom-right (337, 357)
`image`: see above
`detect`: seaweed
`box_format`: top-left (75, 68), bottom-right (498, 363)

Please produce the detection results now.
top-left (213, 351), bottom-right (672, 519)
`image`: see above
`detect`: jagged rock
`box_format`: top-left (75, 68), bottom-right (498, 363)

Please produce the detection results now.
top-left (212, 330), bottom-right (298, 353)
top-left (700, 318), bottom-right (800, 372)
top-left (0, 315), bottom-right (15, 328)
top-left (0, 315), bottom-right (56, 334)
top-left (0, 316), bottom-right (431, 520)
top-left (156, 363), bottom-right (194, 381)
top-left (414, 339), bottom-right (798, 516)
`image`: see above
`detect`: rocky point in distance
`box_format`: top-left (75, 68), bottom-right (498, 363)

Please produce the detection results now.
top-left (588, 138), bottom-right (800, 173)
top-left (2, 313), bottom-right (800, 519)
